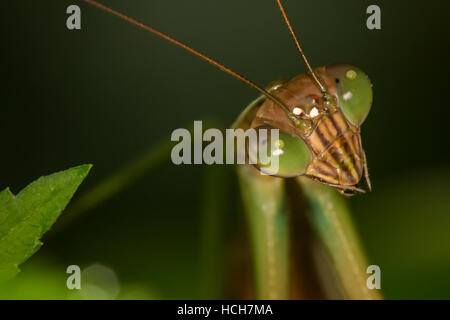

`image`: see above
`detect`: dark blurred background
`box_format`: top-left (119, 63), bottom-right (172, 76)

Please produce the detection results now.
top-left (1, 0), bottom-right (450, 299)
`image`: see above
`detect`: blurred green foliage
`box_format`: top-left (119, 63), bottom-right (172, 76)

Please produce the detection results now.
top-left (352, 170), bottom-right (450, 299)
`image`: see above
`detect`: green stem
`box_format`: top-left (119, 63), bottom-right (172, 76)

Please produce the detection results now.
top-left (56, 121), bottom-right (221, 229)
top-left (56, 140), bottom-right (173, 229)
top-left (198, 165), bottom-right (230, 299)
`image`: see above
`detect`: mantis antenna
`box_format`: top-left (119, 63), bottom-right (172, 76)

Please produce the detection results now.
top-left (275, 0), bottom-right (328, 94)
top-left (84, 0), bottom-right (299, 123)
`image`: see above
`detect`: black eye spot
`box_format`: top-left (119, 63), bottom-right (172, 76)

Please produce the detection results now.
top-left (335, 78), bottom-right (340, 84)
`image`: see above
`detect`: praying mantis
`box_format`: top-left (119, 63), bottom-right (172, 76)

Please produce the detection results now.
top-left (75, 0), bottom-right (382, 299)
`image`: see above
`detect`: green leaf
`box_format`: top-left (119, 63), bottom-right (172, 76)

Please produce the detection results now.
top-left (0, 164), bottom-right (91, 283)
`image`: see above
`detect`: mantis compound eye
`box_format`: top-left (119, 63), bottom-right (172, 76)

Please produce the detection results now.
top-left (248, 126), bottom-right (311, 177)
top-left (326, 63), bottom-right (373, 126)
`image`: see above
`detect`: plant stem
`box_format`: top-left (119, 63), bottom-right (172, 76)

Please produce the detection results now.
top-left (198, 165), bottom-right (230, 299)
top-left (56, 120), bottom-right (222, 229)
top-left (56, 140), bottom-right (173, 229)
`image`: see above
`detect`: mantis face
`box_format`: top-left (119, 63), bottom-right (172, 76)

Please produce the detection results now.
top-left (248, 64), bottom-right (373, 195)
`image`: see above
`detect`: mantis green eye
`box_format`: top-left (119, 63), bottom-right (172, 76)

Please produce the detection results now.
top-left (249, 127), bottom-right (311, 177)
top-left (326, 63), bottom-right (373, 126)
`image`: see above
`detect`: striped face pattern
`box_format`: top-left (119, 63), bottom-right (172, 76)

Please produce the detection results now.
top-left (303, 108), bottom-right (364, 189)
